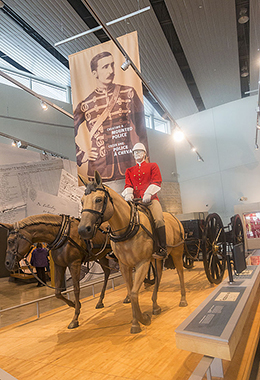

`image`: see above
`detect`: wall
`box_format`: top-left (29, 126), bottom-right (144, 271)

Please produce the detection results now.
top-left (175, 95), bottom-right (259, 225)
top-left (0, 83), bottom-right (76, 161)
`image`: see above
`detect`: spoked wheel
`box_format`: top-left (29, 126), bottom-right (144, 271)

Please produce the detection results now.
top-left (202, 213), bottom-right (226, 284)
top-left (232, 214), bottom-right (245, 249)
top-left (183, 242), bottom-right (195, 269)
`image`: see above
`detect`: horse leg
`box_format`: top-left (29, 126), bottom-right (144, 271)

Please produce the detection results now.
top-left (118, 261), bottom-right (133, 304)
top-left (172, 248), bottom-right (188, 307)
top-left (124, 260), bottom-right (151, 334)
top-left (96, 256), bottom-right (110, 309)
top-left (67, 260), bottom-right (82, 329)
top-left (54, 264), bottom-right (75, 308)
top-left (151, 259), bottom-right (163, 315)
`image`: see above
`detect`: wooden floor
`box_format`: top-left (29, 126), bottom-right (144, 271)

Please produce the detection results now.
top-left (0, 262), bottom-right (258, 380)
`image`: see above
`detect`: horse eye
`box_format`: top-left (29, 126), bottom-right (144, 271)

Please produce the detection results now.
top-left (95, 198), bottom-right (102, 203)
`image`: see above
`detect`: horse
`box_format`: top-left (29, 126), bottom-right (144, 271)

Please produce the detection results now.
top-left (1, 214), bottom-right (121, 329)
top-left (78, 171), bottom-right (188, 334)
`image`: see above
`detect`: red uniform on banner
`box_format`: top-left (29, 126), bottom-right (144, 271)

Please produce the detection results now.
top-left (124, 161), bottom-right (162, 201)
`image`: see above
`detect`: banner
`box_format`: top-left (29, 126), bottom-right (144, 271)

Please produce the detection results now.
top-left (69, 31), bottom-right (148, 182)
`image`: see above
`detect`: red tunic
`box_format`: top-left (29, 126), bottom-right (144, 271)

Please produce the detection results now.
top-left (124, 161), bottom-right (162, 201)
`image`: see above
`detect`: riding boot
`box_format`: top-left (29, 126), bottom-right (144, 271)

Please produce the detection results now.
top-left (152, 226), bottom-right (168, 260)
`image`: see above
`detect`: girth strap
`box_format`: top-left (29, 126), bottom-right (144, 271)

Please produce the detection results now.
top-left (47, 215), bottom-right (70, 250)
top-left (109, 202), bottom-right (140, 242)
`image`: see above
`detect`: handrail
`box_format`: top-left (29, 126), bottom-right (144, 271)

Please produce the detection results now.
top-left (0, 272), bottom-right (123, 318)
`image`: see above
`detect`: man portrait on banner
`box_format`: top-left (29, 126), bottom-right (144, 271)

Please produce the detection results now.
top-left (73, 51), bottom-right (148, 181)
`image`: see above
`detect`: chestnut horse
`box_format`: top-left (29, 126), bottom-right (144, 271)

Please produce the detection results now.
top-left (1, 214), bottom-right (117, 329)
top-left (78, 172), bottom-right (187, 334)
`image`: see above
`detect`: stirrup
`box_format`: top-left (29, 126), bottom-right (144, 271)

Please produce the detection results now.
top-left (152, 248), bottom-right (167, 260)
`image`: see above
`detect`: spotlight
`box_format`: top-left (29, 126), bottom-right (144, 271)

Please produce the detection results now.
top-left (257, 125), bottom-right (260, 130)
top-left (41, 101), bottom-right (48, 111)
top-left (0, 1), bottom-right (4, 9)
top-left (241, 66), bottom-right (249, 78)
top-left (191, 146), bottom-right (197, 152)
top-left (173, 129), bottom-right (184, 142)
top-left (12, 140), bottom-right (17, 147)
top-left (238, 8), bottom-right (249, 24)
top-left (121, 59), bottom-right (131, 71)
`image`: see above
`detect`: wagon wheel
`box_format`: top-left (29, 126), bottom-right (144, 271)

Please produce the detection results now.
top-left (232, 214), bottom-right (245, 249)
top-left (183, 242), bottom-right (194, 269)
top-left (202, 213), bottom-right (226, 284)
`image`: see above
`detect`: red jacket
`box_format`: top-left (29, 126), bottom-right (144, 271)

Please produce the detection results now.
top-left (124, 161), bottom-right (162, 200)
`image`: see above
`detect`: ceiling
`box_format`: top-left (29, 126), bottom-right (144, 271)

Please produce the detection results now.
top-left (0, 0), bottom-right (259, 122)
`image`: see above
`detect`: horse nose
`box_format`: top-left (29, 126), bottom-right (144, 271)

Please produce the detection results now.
top-left (78, 224), bottom-right (92, 238)
top-left (5, 259), bottom-right (11, 270)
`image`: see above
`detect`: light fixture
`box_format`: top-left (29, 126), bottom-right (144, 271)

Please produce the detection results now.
top-left (121, 58), bottom-right (131, 71)
top-left (241, 66), bottom-right (249, 78)
top-left (41, 101), bottom-right (48, 111)
top-left (0, 1), bottom-right (4, 9)
top-left (191, 146), bottom-right (197, 152)
top-left (238, 8), bottom-right (249, 24)
top-left (173, 129), bottom-right (185, 142)
top-left (12, 140), bottom-right (17, 147)
top-left (257, 125), bottom-right (260, 130)
top-left (255, 143), bottom-right (259, 150)
top-left (17, 141), bottom-right (28, 149)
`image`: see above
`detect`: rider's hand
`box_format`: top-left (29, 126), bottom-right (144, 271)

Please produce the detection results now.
top-left (142, 193), bottom-right (151, 203)
top-left (125, 193), bottom-right (134, 202)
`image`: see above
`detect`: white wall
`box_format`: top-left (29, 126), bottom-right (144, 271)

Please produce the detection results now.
top-left (176, 95), bottom-right (259, 225)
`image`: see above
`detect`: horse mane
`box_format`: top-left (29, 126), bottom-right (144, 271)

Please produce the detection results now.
top-left (19, 214), bottom-right (63, 229)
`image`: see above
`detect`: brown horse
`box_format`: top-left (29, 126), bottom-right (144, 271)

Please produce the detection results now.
top-left (78, 172), bottom-right (187, 334)
top-left (1, 214), bottom-right (118, 329)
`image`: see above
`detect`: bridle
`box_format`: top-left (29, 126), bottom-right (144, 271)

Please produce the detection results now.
top-left (6, 222), bottom-right (33, 265)
top-left (81, 185), bottom-right (114, 231)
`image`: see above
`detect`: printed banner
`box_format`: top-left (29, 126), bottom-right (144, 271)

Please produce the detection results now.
top-left (69, 31), bottom-right (148, 182)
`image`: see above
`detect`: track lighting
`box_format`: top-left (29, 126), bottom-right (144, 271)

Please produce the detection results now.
top-left (17, 141), bottom-right (28, 149)
top-left (12, 140), bottom-right (17, 147)
top-left (41, 101), bottom-right (48, 111)
top-left (121, 59), bottom-right (131, 71)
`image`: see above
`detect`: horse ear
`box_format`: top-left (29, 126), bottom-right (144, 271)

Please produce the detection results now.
top-left (94, 171), bottom-right (102, 186)
top-left (78, 174), bottom-right (89, 187)
top-left (0, 223), bottom-right (14, 231)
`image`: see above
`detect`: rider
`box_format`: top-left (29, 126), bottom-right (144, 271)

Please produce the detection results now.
top-left (122, 142), bottom-right (167, 260)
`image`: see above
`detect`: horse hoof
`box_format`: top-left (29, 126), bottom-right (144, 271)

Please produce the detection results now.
top-left (123, 295), bottom-right (131, 304)
top-left (130, 325), bottom-right (142, 334)
top-left (179, 300), bottom-right (188, 307)
top-left (143, 313), bottom-right (151, 326)
top-left (153, 306), bottom-right (161, 315)
top-left (68, 321), bottom-right (79, 329)
top-left (95, 302), bottom-right (104, 309)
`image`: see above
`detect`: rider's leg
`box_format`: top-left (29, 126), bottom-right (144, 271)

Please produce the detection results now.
top-left (148, 200), bottom-right (167, 259)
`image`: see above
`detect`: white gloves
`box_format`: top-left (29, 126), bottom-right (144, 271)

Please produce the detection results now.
top-left (142, 184), bottom-right (161, 203)
top-left (125, 193), bottom-right (134, 202)
top-left (122, 187), bottom-right (134, 202)
top-left (142, 193), bottom-right (152, 203)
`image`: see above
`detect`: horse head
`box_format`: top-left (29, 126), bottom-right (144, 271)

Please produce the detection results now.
top-left (0, 222), bottom-right (32, 271)
top-left (78, 171), bottom-right (114, 239)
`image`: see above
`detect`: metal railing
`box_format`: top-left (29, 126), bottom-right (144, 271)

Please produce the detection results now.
top-left (0, 272), bottom-right (123, 320)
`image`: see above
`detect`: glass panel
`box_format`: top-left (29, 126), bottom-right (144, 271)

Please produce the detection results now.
top-left (243, 212), bottom-right (260, 238)
top-left (32, 80), bottom-right (67, 102)
top-left (154, 117), bottom-right (170, 134)
top-left (0, 72), bottom-right (30, 88)
top-left (145, 115), bottom-right (152, 129)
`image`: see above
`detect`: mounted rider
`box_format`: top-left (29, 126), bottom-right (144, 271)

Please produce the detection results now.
top-left (122, 142), bottom-right (167, 260)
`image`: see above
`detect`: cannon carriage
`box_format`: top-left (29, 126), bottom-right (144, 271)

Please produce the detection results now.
top-left (178, 212), bottom-right (245, 284)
